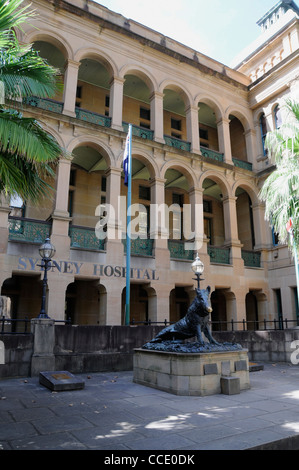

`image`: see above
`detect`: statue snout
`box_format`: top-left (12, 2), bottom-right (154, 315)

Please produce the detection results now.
top-left (207, 307), bottom-right (213, 313)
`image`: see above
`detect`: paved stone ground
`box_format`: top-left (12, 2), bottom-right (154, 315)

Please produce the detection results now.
top-left (1, 363), bottom-right (299, 451)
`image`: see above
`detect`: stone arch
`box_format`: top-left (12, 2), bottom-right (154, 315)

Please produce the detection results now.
top-left (224, 105), bottom-right (252, 132)
top-left (194, 93), bottom-right (224, 121)
top-left (74, 48), bottom-right (117, 78)
top-left (67, 136), bottom-right (115, 168)
top-left (160, 160), bottom-right (197, 190)
top-left (159, 79), bottom-right (192, 109)
top-left (199, 170), bottom-right (232, 198)
top-left (119, 65), bottom-right (157, 94)
top-left (232, 179), bottom-right (260, 206)
top-left (24, 30), bottom-right (72, 61)
top-left (36, 120), bottom-right (66, 150)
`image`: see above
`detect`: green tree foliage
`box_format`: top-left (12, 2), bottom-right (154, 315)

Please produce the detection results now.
top-left (260, 99), bottom-right (299, 255)
top-left (0, 0), bottom-right (67, 203)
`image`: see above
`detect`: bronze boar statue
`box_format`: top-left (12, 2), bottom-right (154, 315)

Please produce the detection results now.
top-left (149, 286), bottom-right (220, 345)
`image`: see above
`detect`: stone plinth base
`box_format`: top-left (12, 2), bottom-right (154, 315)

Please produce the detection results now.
top-left (133, 348), bottom-right (250, 396)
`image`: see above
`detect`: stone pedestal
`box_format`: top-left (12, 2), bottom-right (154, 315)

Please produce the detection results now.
top-left (133, 348), bottom-right (250, 396)
top-left (30, 319), bottom-right (55, 376)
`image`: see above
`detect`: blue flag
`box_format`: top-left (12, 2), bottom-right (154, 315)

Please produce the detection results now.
top-left (123, 126), bottom-right (132, 186)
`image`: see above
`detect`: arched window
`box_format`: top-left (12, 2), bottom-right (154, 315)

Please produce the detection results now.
top-left (274, 105), bottom-right (282, 129)
top-left (259, 113), bottom-right (268, 156)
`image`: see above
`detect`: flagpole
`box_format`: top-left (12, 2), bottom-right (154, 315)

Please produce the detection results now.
top-left (125, 124), bottom-right (132, 326)
top-left (287, 218), bottom-right (299, 323)
top-left (293, 240), bottom-right (299, 324)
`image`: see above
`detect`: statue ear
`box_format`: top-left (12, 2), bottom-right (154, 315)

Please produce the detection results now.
top-left (207, 286), bottom-right (211, 293)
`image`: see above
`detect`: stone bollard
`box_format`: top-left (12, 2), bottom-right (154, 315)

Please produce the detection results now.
top-left (30, 318), bottom-right (55, 376)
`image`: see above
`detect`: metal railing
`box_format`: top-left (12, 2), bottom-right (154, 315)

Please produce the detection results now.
top-left (69, 225), bottom-right (105, 251)
top-left (0, 316), bottom-right (71, 334)
top-left (130, 317), bottom-right (299, 331)
top-left (8, 217), bottom-right (51, 244)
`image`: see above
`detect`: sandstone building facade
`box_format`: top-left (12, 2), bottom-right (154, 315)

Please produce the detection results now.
top-left (0, 0), bottom-right (298, 329)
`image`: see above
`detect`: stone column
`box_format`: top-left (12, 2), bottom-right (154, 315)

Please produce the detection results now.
top-left (62, 60), bottom-right (80, 118)
top-left (244, 128), bottom-right (257, 170)
top-left (187, 187), bottom-right (204, 253)
top-left (222, 195), bottom-right (243, 265)
top-left (185, 105), bottom-right (200, 154)
top-left (30, 318), bottom-right (55, 376)
top-left (150, 284), bottom-right (172, 323)
top-left (234, 290), bottom-right (247, 329)
top-left (110, 77), bottom-right (124, 131)
top-left (150, 91), bottom-right (165, 143)
top-left (46, 276), bottom-right (72, 321)
top-left (0, 194), bottom-right (10, 253)
top-left (217, 117), bottom-right (233, 164)
top-left (104, 167), bottom-right (124, 263)
top-left (51, 158), bottom-right (72, 259)
top-left (101, 279), bottom-right (125, 325)
top-left (150, 177), bottom-right (170, 267)
top-left (251, 202), bottom-right (272, 268)
top-left (254, 119), bottom-right (266, 164)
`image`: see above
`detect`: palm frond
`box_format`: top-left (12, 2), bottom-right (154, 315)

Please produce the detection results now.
top-left (0, 107), bottom-right (68, 163)
top-left (0, 41), bottom-right (63, 99)
top-left (0, 0), bottom-right (34, 33)
top-left (0, 150), bottom-right (55, 202)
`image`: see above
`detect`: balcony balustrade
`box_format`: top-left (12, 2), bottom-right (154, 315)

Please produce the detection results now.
top-left (8, 217), bottom-right (51, 244)
top-left (23, 96), bottom-right (63, 114)
top-left (75, 107), bottom-right (111, 127)
top-left (24, 97), bottom-right (253, 171)
top-left (232, 158), bottom-right (253, 171)
top-left (200, 147), bottom-right (224, 163)
top-left (168, 239), bottom-right (194, 260)
top-left (69, 225), bottom-right (105, 251)
top-left (208, 246), bottom-right (230, 264)
top-left (164, 135), bottom-right (191, 152)
top-left (122, 237), bottom-right (154, 257)
top-left (241, 249), bottom-right (261, 268)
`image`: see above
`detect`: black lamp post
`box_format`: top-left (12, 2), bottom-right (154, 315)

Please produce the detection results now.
top-left (38, 238), bottom-right (56, 319)
top-left (191, 253), bottom-right (204, 289)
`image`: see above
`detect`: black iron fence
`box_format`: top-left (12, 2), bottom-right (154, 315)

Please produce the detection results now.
top-left (1, 316), bottom-right (298, 334)
top-left (131, 318), bottom-right (299, 331)
top-left (0, 316), bottom-right (71, 334)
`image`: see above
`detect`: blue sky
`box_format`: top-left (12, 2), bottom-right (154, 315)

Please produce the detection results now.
top-left (94, 0), bottom-right (277, 66)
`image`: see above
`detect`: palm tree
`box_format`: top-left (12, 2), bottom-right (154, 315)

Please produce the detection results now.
top-left (259, 99), bottom-right (299, 256)
top-left (0, 0), bottom-right (66, 203)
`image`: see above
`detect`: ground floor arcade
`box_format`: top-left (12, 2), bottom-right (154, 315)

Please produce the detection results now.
top-left (0, 241), bottom-right (288, 331)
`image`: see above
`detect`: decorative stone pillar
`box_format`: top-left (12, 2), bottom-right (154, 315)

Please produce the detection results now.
top-left (217, 117), bottom-right (233, 164)
top-left (185, 105), bottom-right (200, 155)
top-left (30, 318), bottom-right (55, 376)
top-left (251, 202), bottom-right (272, 267)
top-left (150, 177), bottom-right (170, 267)
top-left (222, 195), bottom-right (243, 265)
top-left (46, 276), bottom-right (72, 321)
top-left (101, 279), bottom-right (125, 325)
top-left (150, 91), bottom-right (165, 143)
top-left (62, 60), bottom-right (80, 117)
top-left (0, 194), bottom-right (10, 253)
top-left (104, 167), bottom-right (124, 263)
top-left (254, 119), bottom-right (266, 164)
top-left (110, 77), bottom-right (124, 131)
top-left (150, 284), bottom-right (172, 323)
top-left (244, 128), bottom-right (257, 170)
top-left (51, 157), bottom-right (72, 259)
top-left (187, 187), bottom-right (204, 253)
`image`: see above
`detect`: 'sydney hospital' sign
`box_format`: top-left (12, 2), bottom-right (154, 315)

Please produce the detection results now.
top-left (17, 257), bottom-right (159, 281)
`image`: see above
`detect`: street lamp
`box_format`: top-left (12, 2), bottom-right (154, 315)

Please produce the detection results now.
top-left (191, 253), bottom-right (204, 289)
top-left (38, 238), bottom-right (56, 318)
